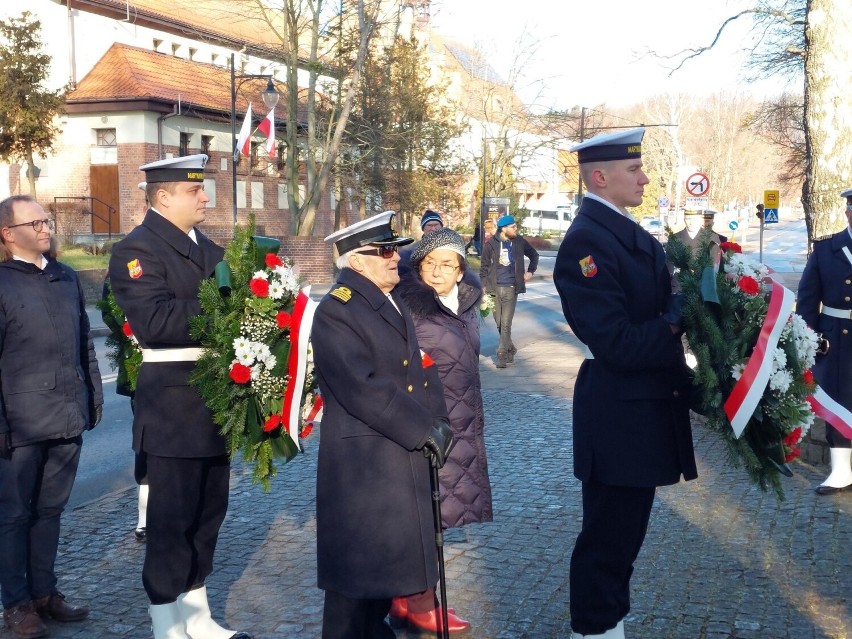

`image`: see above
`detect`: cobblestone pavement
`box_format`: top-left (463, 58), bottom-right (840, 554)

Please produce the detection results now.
top-left (20, 328), bottom-right (852, 639)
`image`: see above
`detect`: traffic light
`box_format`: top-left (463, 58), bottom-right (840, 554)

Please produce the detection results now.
top-left (755, 203), bottom-right (764, 220)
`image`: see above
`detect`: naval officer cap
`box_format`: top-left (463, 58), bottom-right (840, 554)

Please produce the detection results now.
top-left (841, 187), bottom-right (852, 199)
top-left (140, 153), bottom-right (208, 184)
top-left (324, 210), bottom-right (413, 255)
top-left (570, 127), bottom-right (645, 164)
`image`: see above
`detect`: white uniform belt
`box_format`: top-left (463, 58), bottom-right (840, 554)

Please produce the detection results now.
top-left (822, 306), bottom-right (852, 320)
top-left (141, 347), bottom-right (204, 363)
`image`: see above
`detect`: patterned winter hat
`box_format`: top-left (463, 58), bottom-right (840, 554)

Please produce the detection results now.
top-left (411, 227), bottom-right (466, 266)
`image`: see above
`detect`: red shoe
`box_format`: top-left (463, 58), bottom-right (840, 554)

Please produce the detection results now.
top-left (406, 606), bottom-right (471, 634)
top-left (388, 597), bottom-right (408, 629)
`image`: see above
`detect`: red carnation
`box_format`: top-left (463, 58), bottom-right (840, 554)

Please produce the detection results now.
top-left (265, 253), bottom-right (283, 268)
top-left (276, 311), bottom-right (292, 328)
top-left (263, 414), bottom-right (282, 432)
top-left (300, 423), bottom-right (314, 439)
top-left (122, 321), bottom-right (134, 337)
top-left (229, 362), bottom-right (252, 384)
top-left (783, 427), bottom-right (803, 446)
top-left (785, 448), bottom-right (801, 463)
top-left (737, 275), bottom-right (760, 296)
top-left (249, 278), bottom-right (270, 298)
top-left (803, 369), bottom-right (815, 385)
top-left (720, 241), bottom-right (743, 254)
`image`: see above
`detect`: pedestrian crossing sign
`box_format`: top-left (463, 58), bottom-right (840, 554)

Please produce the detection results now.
top-left (763, 208), bottom-right (778, 223)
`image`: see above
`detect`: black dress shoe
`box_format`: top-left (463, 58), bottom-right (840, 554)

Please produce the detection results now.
top-left (134, 527), bottom-right (146, 542)
top-left (229, 633), bottom-right (252, 639)
top-left (815, 483), bottom-right (852, 495)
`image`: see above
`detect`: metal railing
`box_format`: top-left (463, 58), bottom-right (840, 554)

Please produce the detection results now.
top-left (53, 196), bottom-right (116, 239)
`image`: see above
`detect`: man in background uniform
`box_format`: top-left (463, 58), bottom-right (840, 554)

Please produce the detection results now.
top-left (797, 187), bottom-right (852, 495)
top-left (553, 128), bottom-right (697, 639)
top-left (312, 211), bottom-right (453, 639)
top-left (109, 155), bottom-right (250, 639)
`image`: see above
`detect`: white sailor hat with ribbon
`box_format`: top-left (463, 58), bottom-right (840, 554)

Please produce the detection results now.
top-left (324, 210), bottom-right (413, 255)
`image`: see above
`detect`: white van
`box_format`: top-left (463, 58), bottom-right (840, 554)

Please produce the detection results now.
top-left (522, 205), bottom-right (576, 236)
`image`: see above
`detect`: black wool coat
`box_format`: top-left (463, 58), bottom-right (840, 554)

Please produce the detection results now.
top-left (397, 267), bottom-right (493, 528)
top-left (797, 230), bottom-right (852, 410)
top-left (554, 197), bottom-right (697, 487)
top-left (0, 258), bottom-right (103, 445)
top-left (108, 210), bottom-right (225, 458)
top-left (311, 267), bottom-right (448, 599)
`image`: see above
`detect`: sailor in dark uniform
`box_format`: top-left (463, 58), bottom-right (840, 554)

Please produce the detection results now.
top-left (312, 211), bottom-right (454, 639)
top-left (108, 155), bottom-right (250, 639)
top-left (797, 186), bottom-right (852, 495)
top-left (553, 128), bottom-right (697, 639)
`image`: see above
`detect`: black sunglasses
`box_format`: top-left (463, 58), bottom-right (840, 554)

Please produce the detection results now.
top-left (356, 245), bottom-right (399, 259)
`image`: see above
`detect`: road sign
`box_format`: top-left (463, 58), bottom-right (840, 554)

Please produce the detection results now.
top-left (684, 197), bottom-right (709, 209)
top-left (763, 190), bottom-right (779, 209)
top-left (686, 172), bottom-right (710, 197)
top-left (763, 208), bottom-right (779, 223)
top-left (658, 196), bottom-right (669, 208)
top-left (729, 220), bottom-right (739, 231)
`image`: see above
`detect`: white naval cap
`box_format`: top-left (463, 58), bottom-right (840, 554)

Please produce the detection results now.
top-left (137, 181), bottom-right (146, 191)
top-left (570, 127), bottom-right (645, 164)
top-left (324, 211), bottom-right (413, 255)
top-left (841, 187), bottom-right (852, 199)
top-left (140, 154), bottom-right (208, 183)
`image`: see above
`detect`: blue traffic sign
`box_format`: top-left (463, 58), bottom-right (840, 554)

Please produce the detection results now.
top-left (763, 208), bottom-right (779, 224)
top-left (729, 220), bottom-right (739, 231)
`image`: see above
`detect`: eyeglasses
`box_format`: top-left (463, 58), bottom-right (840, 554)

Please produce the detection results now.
top-left (420, 260), bottom-right (460, 275)
top-left (356, 245), bottom-right (399, 259)
top-left (6, 218), bottom-right (55, 232)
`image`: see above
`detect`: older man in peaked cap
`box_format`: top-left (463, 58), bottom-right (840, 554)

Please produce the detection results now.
top-left (312, 211), bottom-right (454, 639)
top-left (109, 155), bottom-right (250, 639)
top-left (553, 128), bottom-right (697, 639)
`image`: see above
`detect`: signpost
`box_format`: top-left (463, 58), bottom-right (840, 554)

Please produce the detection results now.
top-left (685, 172), bottom-right (710, 197)
top-left (728, 219), bottom-right (739, 242)
top-left (763, 190), bottom-right (779, 224)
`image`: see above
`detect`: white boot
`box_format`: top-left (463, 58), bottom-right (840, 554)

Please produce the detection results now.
top-left (819, 448), bottom-right (852, 489)
top-left (137, 484), bottom-right (149, 529)
top-left (149, 602), bottom-right (190, 639)
top-left (571, 620), bottom-right (625, 639)
top-left (177, 586), bottom-right (241, 639)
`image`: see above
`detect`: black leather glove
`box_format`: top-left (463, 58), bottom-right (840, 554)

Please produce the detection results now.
top-left (89, 404), bottom-right (103, 430)
top-left (661, 293), bottom-right (684, 330)
top-left (817, 335), bottom-right (830, 356)
top-left (419, 418), bottom-right (455, 469)
top-left (0, 432), bottom-right (11, 460)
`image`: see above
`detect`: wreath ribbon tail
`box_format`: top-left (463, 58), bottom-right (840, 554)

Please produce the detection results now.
top-left (282, 286), bottom-right (318, 448)
top-left (807, 386), bottom-right (852, 440)
top-left (215, 261), bottom-right (233, 297)
top-left (723, 275), bottom-right (795, 437)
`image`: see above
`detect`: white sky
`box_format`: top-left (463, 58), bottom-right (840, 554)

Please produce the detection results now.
top-left (429, 0), bottom-right (800, 110)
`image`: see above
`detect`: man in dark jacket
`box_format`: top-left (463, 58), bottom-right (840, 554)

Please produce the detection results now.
top-left (109, 155), bottom-right (250, 639)
top-left (479, 215), bottom-right (539, 368)
top-left (0, 195), bottom-right (103, 639)
top-left (797, 186), bottom-right (852, 495)
top-left (554, 128), bottom-right (696, 639)
top-left (313, 211), bottom-right (454, 639)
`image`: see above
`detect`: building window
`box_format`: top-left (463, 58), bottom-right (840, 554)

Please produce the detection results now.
top-left (96, 128), bottom-right (116, 146)
top-left (179, 132), bottom-right (191, 156)
top-left (189, 47), bottom-right (197, 61)
top-left (153, 38), bottom-right (163, 51)
top-left (201, 135), bottom-right (213, 157)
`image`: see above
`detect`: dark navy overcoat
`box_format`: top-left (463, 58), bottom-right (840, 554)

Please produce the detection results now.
top-left (553, 197), bottom-right (697, 487)
top-left (312, 267), bottom-right (447, 599)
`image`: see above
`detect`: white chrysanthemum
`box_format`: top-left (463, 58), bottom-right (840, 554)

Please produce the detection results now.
top-left (263, 354), bottom-right (277, 370)
top-left (731, 362), bottom-right (746, 380)
top-left (771, 347), bottom-right (787, 373)
top-left (787, 313), bottom-right (819, 367)
top-left (248, 341), bottom-right (265, 356)
top-left (255, 343), bottom-right (272, 361)
top-left (233, 336), bottom-right (251, 352)
top-left (268, 281), bottom-right (286, 300)
top-left (769, 368), bottom-right (792, 393)
top-left (234, 349), bottom-right (255, 366)
top-left (275, 266), bottom-right (300, 294)
top-left (250, 365), bottom-right (262, 381)
top-left (252, 270), bottom-right (269, 281)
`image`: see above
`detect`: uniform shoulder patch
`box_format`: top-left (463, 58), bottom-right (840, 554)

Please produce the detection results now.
top-left (330, 286), bottom-right (352, 303)
top-left (579, 255), bottom-right (598, 278)
top-left (127, 258), bottom-right (143, 279)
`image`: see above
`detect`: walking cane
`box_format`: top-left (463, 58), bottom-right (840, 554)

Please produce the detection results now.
top-left (429, 460), bottom-right (451, 639)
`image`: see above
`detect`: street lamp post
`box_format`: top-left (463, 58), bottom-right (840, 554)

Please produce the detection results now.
top-left (230, 52), bottom-right (280, 227)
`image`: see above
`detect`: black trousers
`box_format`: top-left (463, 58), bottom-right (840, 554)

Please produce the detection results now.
top-left (569, 480), bottom-right (655, 635)
top-left (0, 437), bottom-right (82, 608)
top-left (142, 454), bottom-right (229, 604)
top-left (322, 590), bottom-right (395, 639)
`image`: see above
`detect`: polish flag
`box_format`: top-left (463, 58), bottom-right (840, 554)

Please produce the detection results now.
top-left (256, 108), bottom-right (276, 158)
top-left (235, 102), bottom-right (253, 157)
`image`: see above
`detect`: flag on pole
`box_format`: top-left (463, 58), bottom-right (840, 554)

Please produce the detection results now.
top-left (256, 108), bottom-right (276, 158)
top-left (235, 102), bottom-right (253, 157)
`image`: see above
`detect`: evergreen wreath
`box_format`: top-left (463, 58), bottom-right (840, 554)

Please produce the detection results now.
top-left (189, 216), bottom-right (319, 489)
top-left (97, 279), bottom-right (142, 394)
top-left (666, 232), bottom-right (817, 499)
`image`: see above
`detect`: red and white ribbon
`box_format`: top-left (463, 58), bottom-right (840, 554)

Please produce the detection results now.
top-left (723, 275), bottom-right (795, 437)
top-left (282, 286), bottom-right (318, 448)
top-left (807, 386), bottom-right (852, 440)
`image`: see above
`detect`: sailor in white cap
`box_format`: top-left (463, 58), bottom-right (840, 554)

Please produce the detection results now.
top-left (312, 211), bottom-right (454, 639)
top-left (108, 155), bottom-right (251, 639)
top-left (797, 186), bottom-right (852, 495)
top-left (553, 128), bottom-right (697, 638)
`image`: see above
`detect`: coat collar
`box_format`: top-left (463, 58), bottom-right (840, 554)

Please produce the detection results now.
top-left (141, 209), bottom-right (218, 273)
top-left (830, 229), bottom-right (852, 253)
top-left (577, 197), bottom-right (657, 258)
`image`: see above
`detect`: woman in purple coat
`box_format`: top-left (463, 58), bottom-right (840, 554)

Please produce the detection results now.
top-left (394, 228), bottom-right (493, 635)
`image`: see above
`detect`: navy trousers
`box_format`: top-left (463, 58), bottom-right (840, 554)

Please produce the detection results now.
top-left (322, 590), bottom-right (395, 639)
top-left (0, 437), bottom-right (82, 608)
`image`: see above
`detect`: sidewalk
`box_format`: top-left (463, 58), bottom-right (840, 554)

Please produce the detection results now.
top-left (51, 290), bottom-right (852, 639)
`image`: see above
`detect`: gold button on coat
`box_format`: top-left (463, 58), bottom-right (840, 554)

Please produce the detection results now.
top-left (403, 359), bottom-right (408, 366)
top-left (407, 384), bottom-right (413, 392)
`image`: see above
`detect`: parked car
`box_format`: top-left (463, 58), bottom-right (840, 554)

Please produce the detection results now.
top-left (640, 217), bottom-right (663, 237)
